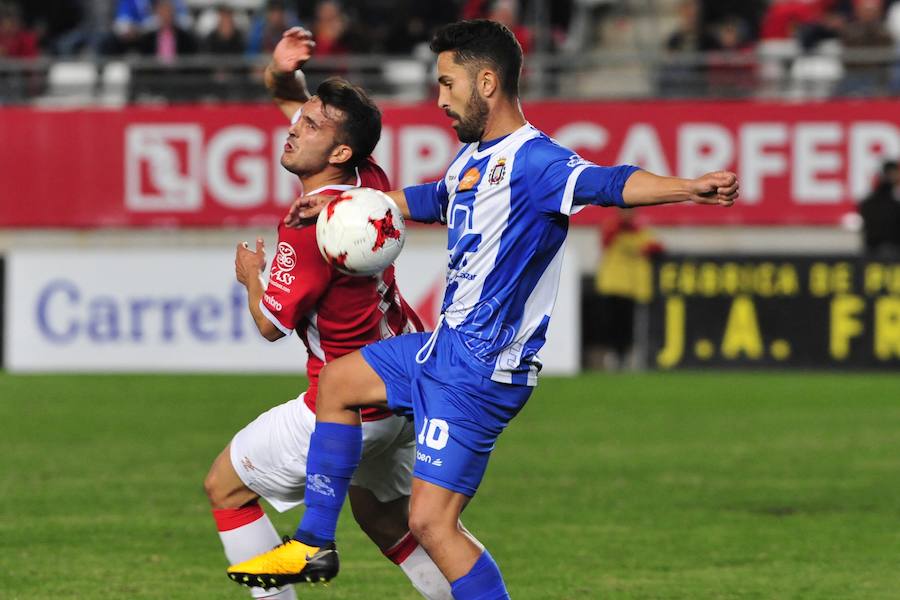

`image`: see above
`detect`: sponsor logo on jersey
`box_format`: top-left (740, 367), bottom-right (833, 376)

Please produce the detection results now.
top-left (271, 242), bottom-right (297, 287)
top-left (416, 450), bottom-right (442, 467)
top-left (458, 167), bottom-right (481, 191)
top-left (566, 154), bottom-right (591, 169)
top-left (488, 158), bottom-right (507, 185)
top-left (264, 293), bottom-right (283, 311)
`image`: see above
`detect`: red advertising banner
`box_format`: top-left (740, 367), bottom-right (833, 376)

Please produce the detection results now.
top-left (2, 99), bottom-right (898, 227)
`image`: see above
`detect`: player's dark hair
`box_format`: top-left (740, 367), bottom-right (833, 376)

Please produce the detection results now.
top-left (430, 19), bottom-right (523, 97)
top-left (316, 77), bottom-right (382, 169)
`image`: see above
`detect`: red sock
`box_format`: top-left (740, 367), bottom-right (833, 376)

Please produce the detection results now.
top-left (383, 531), bottom-right (419, 565)
top-left (212, 502), bottom-right (265, 532)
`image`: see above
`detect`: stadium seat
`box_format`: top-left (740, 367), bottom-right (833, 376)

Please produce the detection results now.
top-left (38, 61), bottom-right (98, 106)
top-left (98, 61), bottom-right (132, 107)
top-left (789, 41), bottom-right (843, 99)
top-left (757, 39), bottom-right (800, 96)
top-left (383, 59), bottom-right (427, 102)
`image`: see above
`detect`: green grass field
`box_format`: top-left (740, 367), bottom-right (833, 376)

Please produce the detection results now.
top-left (2, 372), bottom-right (900, 599)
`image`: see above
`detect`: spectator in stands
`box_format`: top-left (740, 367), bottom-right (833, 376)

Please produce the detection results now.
top-left (707, 17), bottom-right (757, 97)
top-left (55, 0), bottom-right (114, 56)
top-left (460, 0), bottom-right (531, 52)
top-left (137, 0), bottom-right (198, 62)
top-left (103, 0), bottom-right (190, 55)
top-left (838, 0), bottom-right (893, 94)
top-left (202, 4), bottom-right (245, 54)
top-left (394, 0), bottom-right (464, 54)
top-left (760, 0), bottom-right (826, 41)
top-left (797, 5), bottom-right (847, 50)
top-left (703, 0), bottom-right (767, 41)
top-left (246, 0), bottom-right (298, 55)
top-left (659, 0), bottom-right (718, 97)
top-left (859, 160), bottom-right (900, 257)
top-left (0, 3), bottom-right (38, 58)
top-left (884, 0), bottom-right (900, 91)
top-left (312, 0), bottom-right (350, 56)
top-left (588, 209), bottom-right (663, 370)
top-left (486, 0), bottom-right (532, 53)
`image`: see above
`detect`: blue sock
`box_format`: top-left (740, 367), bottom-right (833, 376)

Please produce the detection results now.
top-left (450, 551), bottom-right (510, 600)
top-left (294, 422), bottom-right (362, 547)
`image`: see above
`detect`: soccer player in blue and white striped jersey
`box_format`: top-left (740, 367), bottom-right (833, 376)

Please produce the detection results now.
top-left (228, 19), bottom-right (739, 599)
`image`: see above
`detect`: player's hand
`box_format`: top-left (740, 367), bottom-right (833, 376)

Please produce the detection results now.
top-left (235, 238), bottom-right (267, 286)
top-left (688, 171), bottom-right (739, 206)
top-left (284, 193), bottom-right (330, 227)
top-left (272, 27), bottom-right (315, 74)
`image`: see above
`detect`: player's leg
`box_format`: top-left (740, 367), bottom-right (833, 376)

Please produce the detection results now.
top-left (349, 487), bottom-right (452, 599)
top-left (227, 334), bottom-right (428, 587)
top-left (405, 365), bottom-right (533, 599)
top-left (409, 482), bottom-right (509, 600)
top-left (292, 350), bottom-right (389, 546)
top-left (348, 413), bottom-right (452, 599)
top-left (204, 445), bottom-right (296, 600)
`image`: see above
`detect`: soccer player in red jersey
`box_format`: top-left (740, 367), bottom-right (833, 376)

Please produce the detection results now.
top-left (204, 28), bottom-right (452, 600)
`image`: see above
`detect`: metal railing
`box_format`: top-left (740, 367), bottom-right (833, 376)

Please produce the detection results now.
top-left (1, 46), bottom-right (899, 105)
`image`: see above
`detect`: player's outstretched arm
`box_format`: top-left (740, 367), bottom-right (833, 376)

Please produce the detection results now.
top-left (235, 239), bottom-right (285, 342)
top-left (622, 170), bottom-right (738, 207)
top-left (283, 190), bottom-right (412, 227)
top-left (265, 27), bottom-right (315, 121)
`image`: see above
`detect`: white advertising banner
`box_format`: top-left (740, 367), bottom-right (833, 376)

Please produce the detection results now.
top-left (5, 243), bottom-right (580, 374)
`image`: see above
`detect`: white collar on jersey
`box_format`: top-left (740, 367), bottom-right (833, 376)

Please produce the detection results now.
top-left (299, 166), bottom-right (362, 196)
top-left (470, 122), bottom-right (538, 160)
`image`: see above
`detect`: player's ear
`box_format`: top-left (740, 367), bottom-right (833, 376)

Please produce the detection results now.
top-left (329, 144), bottom-right (353, 167)
top-left (478, 68), bottom-right (498, 98)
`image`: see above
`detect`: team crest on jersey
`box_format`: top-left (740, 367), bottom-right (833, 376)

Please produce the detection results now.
top-left (271, 241), bottom-right (297, 288)
top-left (489, 158), bottom-right (507, 185)
top-left (458, 167), bottom-right (481, 191)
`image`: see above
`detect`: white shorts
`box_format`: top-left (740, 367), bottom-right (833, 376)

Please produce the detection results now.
top-left (230, 393), bottom-right (415, 512)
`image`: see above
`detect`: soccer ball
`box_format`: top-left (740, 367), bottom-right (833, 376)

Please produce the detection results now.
top-left (316, 187), bottom-right (406, 276)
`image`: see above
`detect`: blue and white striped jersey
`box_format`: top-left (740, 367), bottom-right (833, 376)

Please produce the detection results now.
top-left (405, 123), bottom-right (639, 386)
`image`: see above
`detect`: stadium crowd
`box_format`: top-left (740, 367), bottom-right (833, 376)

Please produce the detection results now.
top-left (2, 0), bottom-right (900, 101)
top-left (0, 0), bottom-right (566, 58)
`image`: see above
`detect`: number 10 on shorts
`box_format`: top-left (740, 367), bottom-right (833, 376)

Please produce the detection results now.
top-left (417, 417), bottom-right (450, 450)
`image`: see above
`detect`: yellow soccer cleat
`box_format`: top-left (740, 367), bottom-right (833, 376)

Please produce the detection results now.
top-left (227, 536), bottom-right (339, 590)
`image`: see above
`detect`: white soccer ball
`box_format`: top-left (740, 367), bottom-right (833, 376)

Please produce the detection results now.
top-left (316, 187), bottom-right (406, 276)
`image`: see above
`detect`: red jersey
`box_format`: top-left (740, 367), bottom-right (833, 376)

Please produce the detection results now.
top-left (260, 160), bottom-right (423, 421)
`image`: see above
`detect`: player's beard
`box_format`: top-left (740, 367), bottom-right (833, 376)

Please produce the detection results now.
top-left (453, 90), bottom-right (490, 144)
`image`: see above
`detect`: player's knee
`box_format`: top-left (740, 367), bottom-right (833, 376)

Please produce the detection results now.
top-left (318, 361), bottom-right (353, 408)
top-left (361, 512), bottom-right (410, 550)
top-left (203, 466), bottom-right (238, 509)
top-left (408, 509), bottom-right (449, 548)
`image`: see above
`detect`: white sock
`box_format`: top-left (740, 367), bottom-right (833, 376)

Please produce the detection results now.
top-left (385, 532), bottom-right (452, 600)
top-left (214, 505), bottom-right (297, 600)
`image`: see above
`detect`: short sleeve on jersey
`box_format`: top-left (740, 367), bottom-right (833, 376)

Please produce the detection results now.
top-left (403, 180), bottom-right (450, 224)
top-left (259, 225), bottom-right (331, 334)
top-left (524, 138), bottom-right (641, 215)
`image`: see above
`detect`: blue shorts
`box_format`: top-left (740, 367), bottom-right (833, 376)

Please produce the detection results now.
top-left (361, 329), bottom-right (533, 497)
